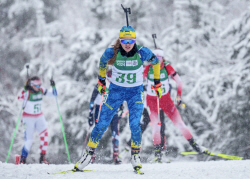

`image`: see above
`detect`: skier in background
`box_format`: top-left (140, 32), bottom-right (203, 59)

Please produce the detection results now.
top-left (17, 76), bottom-right (57, 164)
top-left (75, 26), bottom-right (162, 172)
top-left (87, 70), bottom-right (123, 165)
top-left (144, 48), bottom-right (208, 162)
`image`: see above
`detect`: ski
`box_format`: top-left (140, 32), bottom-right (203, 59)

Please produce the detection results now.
top-left (149, 159), bottom-right (171, 164)
top-left (134, 168), bottom-right (144, 175)
top-left (48, 169), bottom-right (93, 175)
top-left (180, 152), bottom-right (243, 160)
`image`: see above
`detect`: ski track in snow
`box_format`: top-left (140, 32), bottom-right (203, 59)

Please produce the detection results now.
top-left (1, 160), bottom-right (250, 179)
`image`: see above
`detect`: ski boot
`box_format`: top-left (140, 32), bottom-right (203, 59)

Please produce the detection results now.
top-left (131, 147), bottom-right (142, 170)
top-left (74, 146), bottom-right (95, 170)
top-left (20, 156), bottom-right (26, 164)
top-left (153, 145), bottom-right (162, 163)
top-left (113, 153), bottom-right (122, 165)
top-left (188, 138), bottom-right (208, 154)
top-left (39, 153), bottom-right (49, 164)
top-left (131, 154), bottom-right (142, 170)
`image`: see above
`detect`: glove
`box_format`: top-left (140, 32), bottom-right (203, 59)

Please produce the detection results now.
top-left (88, 112), bottom-right (94, 126)
top-left (98, 79), bottom-right (106, 95)
top-left (24, 79), bottom-right (31, 90)
top-left (176, 95), bottom-right (182, 106)
top-left (50, 79), bottom-right (55, 87)
top-left (151, 79), bottom-right (163, 98)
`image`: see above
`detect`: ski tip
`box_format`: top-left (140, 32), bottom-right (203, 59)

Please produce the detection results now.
top-left (82, 170), bottom-right (93, 172)
top-left (180, 152), bottom-right (198, 155)
top-left (48, 169), bottom-right (93, 175)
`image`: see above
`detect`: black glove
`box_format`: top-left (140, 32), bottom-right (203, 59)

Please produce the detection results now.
top-left (152, 79), bottom-right (162, 98)
top-left (98, 78), bottom-right (106, 95)
top-left (24, 79), bottom-right (31, 90)
top-left (50, 79), bottom-right (55, 87)
top-left (176, 95), bottom-right (182, 106)
top-left (88, 112), bottom-right (94, 126)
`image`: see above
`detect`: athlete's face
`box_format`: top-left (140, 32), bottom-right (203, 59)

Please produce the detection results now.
top-left (120, 37), bottom-right (136, 52)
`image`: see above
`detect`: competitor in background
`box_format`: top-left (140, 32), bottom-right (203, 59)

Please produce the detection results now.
top-left (75, 26), bottom-right (162, 172)
top-left (17, 76), bottom-right (57, 164)
top-left (87, 71), bottom-right (123, 164)
top-left (145, 48), bottom-right (208, 162)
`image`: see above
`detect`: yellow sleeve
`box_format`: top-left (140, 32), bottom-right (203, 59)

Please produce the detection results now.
top-left (98, 48), bottom-right (114, 79)
top-left (99, 68), bottom-right (107, 78)
top-left (152, 62), bottom-right (160, 79)
top-left (98, 60), bottom-right (107, 78)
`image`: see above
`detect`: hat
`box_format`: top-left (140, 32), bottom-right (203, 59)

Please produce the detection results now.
top-left (119, 26), bottom-right (136, 38)
top-left (153, 49), bottom-right (164, 57)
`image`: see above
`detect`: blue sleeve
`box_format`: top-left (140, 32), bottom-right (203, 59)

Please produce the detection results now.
top-left (100, 48), bottom-right (115, 64)
top-left (138, 47), bottom-right (159, 65)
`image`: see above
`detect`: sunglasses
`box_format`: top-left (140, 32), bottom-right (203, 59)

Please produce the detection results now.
top-left (120, 39), bottom-right (136, 45)
top-left (34, 85), bottom-right (41, 88)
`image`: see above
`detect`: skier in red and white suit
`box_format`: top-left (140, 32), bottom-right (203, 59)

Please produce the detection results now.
top-left (144, 49), bottom-right (207, 162)
top-left (17, 76), bottom-right (57, 164)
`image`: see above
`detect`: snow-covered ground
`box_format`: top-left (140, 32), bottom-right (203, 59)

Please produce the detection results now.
top-left (1, 160), bottom-right (250, 179)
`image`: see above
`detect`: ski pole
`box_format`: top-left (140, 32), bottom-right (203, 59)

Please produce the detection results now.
top-left (26, 64), bottom-right (29, 78)
top-left (121, 109), bottom-right (129, 118)
top-left (96, 95), bottom-right (104, 123)
top-left (54, 87), bottom-right (71, 163)
top-left (157, 97), bottom-right (161, 125)
top-left (152, 34), bottom-right (157, 49)
top-left (81, 126), bottom-right (92, 156)
top-left (6, 107), bottom-right (23, 163)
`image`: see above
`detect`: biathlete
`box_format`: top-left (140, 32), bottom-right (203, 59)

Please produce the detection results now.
top-left (75, 26), bottom-right (162, 172)
top-left (144, 48), bottom-right (208, 162)
top-left (17, 76), bottom-right (57, 164)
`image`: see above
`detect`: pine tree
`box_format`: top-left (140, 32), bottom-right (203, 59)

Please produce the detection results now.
top-left (214, 6), bottom-right (250, 158)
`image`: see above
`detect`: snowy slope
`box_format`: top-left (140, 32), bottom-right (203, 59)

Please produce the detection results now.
top-left (1, 160), bottom-right (250, 179)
